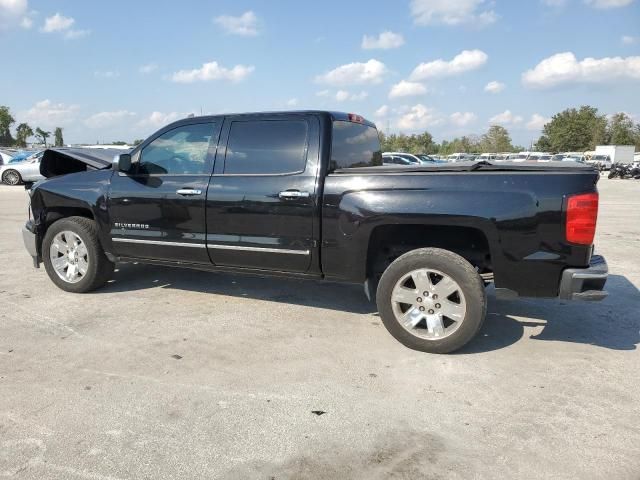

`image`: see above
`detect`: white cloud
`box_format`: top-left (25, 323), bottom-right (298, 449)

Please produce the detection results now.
top-left (137, 112), bottom-right (184, 129)
top-left (85, 110), bottom-right (136, 129)
top-left (0, 0), bottom-right (28, 30)
top-left (20, 15), bottom-right (31, 28)
top-left (622, 35), bottom-right (637, 45)
top-left (541, 0), bottom-right (569, 6)
top-left (170, 61), bottom-right (255, 83)
top-left (489, 110), bottom-right (523, 125)
top-left (375, 105), bottom-right (390, 117)
top-left (21, 99), bottom-right (79, 128)
top-left (94, 70), bottom-right (120, 79)
top-left (214, 11), bottom-right (259, 36)
top-left (139, 63), bottom-right (158, 74)
top-left (397, 104), bottom-right (443, 131)
top-left (42, 12), bottom-right (73, 32)
top-left (585, 0), bottom-right (634, 8)
top-left (41, 12), bottom-right (89, 39)
top-left (484, 80), bottom-right (505, 93)
top-left (389, 80), bottom-right (427, 98)
top-left (409, 50), bottom-right (488, 81)
top-left (450, 111), bottom-right (477, 126)
top-left (315, 59), bottom-right (388, 86)
top-left (410, 0), bottom-right (498, 26)
top-left (335, 90), bottom-right (368, 102)
top-left (286, 98), bottom-right (299, 107)
top-left (526, 114), bottom-right (551, 131)
top-left (522, 52), bottom-right (640, 88)
top-left (361, 31), bottom-right (405, 50)
top-left (65, 29), bottom-right (90, 39)
top-left (315, 90), bottom-right (330, 97)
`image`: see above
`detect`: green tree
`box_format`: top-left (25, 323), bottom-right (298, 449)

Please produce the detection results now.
top-left (15, 123), bottom-right (34, 148)
top-left (481, 125), bottom-right (514, 152)
top-left (541, 106), bottom-right (607, 151)
top-left (606, 113), bottom-right (636, 145)
top-left (132, 139), bottom-right (144, 146)
top-left (54, 127), bottom-right (64, 147)
top-left (35, 127), bottom-right (51, 147)
top-left (535, 135), bottom-right (552, 151)
top-left (0, 106), bottom-right (15, 146)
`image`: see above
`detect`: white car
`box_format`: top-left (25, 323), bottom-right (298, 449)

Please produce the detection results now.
top-left (0, 150), bottom-right (14, 166)
top-left (588, 154), bottom-right (612, 170)
top-left (0, 151), bottom-right (45, 185)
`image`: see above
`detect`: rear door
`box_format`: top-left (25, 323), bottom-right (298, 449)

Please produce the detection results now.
top-left (108, 120), bottom-right (220, 263)
top-left (205, 114), bottom-right (320, 273)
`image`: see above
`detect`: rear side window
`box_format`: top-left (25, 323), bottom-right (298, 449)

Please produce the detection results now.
top-left (224, 120), bottom-right (309, 175)
top-left (330, 121), bottom-right (382, 170)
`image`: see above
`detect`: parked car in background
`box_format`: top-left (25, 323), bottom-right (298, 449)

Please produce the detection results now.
top-left (506, 153), bottom-right (528, 161)
top-left (476, 153), bottom-right (497, 162)
top-left (0, 151), bottom-right (45, 185)
top-left (382, 154), bottom-right (417, 166)
top-left (9, 150), bottom-right (39, 163)
top-left (588, 154), bottom-right (612, 170)
top-left (0, 149), bottom-right (14, 166)
top-left (446, 153), bottom-right (472, 162)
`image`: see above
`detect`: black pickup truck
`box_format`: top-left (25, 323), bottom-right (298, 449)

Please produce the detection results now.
top-left (21, 111), bottom-right (608, 353)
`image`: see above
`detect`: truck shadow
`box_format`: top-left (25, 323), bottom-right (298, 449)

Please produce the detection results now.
top-left (459, 274), bottom-right (640, 353)
top-left (101, 265), bottom-right (639, 352)
top-left (101, 262), bottom-right (376, 315)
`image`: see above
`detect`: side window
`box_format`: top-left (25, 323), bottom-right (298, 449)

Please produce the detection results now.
top-left (330, 121), bottom-right (382, 170)
top-left (138, 123), bottom-right (215, 175)
top-left (224, 120), bottom-right (308, 175)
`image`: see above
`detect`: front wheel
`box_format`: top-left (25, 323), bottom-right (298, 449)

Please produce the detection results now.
top-left (42, 216), bottom-right (115, 293)
top-left (376, 248), bottom-right (487, 354)
top-left (2, 169), bottom-right (22, 185)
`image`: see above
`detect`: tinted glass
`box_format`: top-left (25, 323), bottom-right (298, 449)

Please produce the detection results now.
top-left (139, 123), bottom-right (214, 175)
top-left (330, 121), bottom-right (382, 170)
top-left (224, 120), bottom-right (308, 174)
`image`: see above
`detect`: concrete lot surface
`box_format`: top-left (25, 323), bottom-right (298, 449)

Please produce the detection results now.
top-left (1, 177), bottom-right (639, 479)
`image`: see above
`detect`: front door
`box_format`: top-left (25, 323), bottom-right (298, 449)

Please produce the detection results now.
top-left (205, 114), bottom-right (320, 273)
top-left (108, 121), bottom-right (220, 263)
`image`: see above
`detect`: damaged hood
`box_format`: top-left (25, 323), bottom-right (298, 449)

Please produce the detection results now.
top-left (40, 148), bottom-right (130, 178)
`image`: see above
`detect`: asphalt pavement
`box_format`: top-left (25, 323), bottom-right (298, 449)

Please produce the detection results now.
top-left (1, 177), bottom-right (639, 479)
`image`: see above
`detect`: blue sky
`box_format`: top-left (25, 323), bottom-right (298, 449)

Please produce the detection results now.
top-left (1, 0), bottom-right (639, 145)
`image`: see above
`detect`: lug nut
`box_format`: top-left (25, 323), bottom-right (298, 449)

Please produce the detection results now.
top-left (423, 291), bottom-right (429, 296)
top-left (428, 309), bottom-right (435, 314)
top-left (432, 294), bottom-right (438, 300)
top-left (416, 297), bottom-right (423, 303)
top-left (435, 303), bottom-right (441, 309)
top-left (419, 306), bottom-right (425, 312)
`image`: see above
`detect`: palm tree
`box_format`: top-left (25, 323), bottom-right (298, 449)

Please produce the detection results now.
top-left (35, 127), bottom-right (51, 147)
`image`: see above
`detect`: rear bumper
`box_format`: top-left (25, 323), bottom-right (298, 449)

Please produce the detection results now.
top-left (22, 220), bottom-right (40, 267)
top-left (558, 254), bottom-right (608, 301)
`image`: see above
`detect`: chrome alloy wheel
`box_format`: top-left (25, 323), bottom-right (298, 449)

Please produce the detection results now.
top-left (49, 231), bottom-right (89, 284)
top-left (390, 268), bottom-right (467, 340)
top-left (2, 170), bottom-right (19, 185)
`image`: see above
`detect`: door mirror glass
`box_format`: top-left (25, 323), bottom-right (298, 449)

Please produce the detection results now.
top-left (114, 153), bottom-right (132, 172)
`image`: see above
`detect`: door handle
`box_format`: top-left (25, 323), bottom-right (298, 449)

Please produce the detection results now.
top-left (279, 190), bottom-right (310, 199)
top-left (176, 188), bottom-right (202, 196)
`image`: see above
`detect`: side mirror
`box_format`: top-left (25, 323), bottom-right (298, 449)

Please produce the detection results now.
top-left (113, 153), bottom-right (132, 173)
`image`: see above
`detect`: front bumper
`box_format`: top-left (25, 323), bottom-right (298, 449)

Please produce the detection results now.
top-left (22, 220), bottom-right (39, 267)
top-left (558, 254), bottom-right (608, 301)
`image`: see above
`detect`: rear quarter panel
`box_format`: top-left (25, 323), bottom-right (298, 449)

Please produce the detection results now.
top-left (321, 170), bottom-right (599, 297)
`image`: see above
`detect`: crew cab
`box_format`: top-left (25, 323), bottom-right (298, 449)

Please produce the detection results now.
top-left (22, 111), bottom-right (608, 353)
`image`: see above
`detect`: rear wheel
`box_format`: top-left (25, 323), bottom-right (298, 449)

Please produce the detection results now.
top-left (376, 248), bottom-right (486, 354)
top-left (42, 216), bottom-right (114, 293)
top-left (2, 169), bottom-right (21, 185)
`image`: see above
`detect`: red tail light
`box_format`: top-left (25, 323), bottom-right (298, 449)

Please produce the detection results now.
top-left (566, 192), bottom-right (598, 245)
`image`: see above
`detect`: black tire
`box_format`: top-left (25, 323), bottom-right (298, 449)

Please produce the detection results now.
top-left (42, 216), bottom-right (115, 293)
top-left (376, 248), bottom-right (487, 354)
top-left (2, 169), bottom-right (22, 185)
